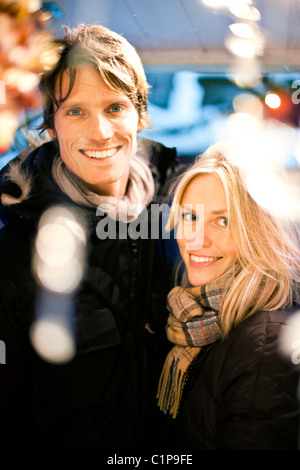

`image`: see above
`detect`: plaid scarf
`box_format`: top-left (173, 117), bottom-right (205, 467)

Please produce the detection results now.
top-left (157, 267), bottom-right (235, 418)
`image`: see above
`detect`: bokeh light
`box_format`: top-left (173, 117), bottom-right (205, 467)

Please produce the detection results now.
top-left (265, 92), bottom-right (281, 109)
top-left (30, 205), bottom-right (87, 363)
top-left (34, 205), bottom-right (87, 293)
top-left (279, 311), bottom-right (300, 365)
top-left (30, 316), bottom-right (76, 364)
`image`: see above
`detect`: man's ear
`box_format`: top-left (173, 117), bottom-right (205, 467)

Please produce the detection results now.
top-left (48, 128), bottom-right (56, 139)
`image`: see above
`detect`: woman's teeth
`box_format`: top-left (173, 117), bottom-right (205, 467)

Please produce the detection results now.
top-left (191, 255), bottom-right (220, 263)
top-left (83, 148), bottom-right (119, 159)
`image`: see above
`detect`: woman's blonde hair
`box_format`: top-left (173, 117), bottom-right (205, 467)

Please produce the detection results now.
top-left (168, 142), bottom-right (300, 337)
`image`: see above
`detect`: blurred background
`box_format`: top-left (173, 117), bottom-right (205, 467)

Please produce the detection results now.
top-left (1, 0), bottom-right (300, 178)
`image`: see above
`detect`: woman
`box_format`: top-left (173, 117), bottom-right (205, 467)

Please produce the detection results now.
top-left (157, 142), bottom-right (300, 450)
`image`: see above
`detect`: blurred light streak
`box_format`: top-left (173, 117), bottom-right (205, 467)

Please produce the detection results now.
top-left (226, 36), bottom-right (257, 59)
top-left (202, 0), bottom-right (264, 88)
top-left (202, 0), bottom-right (253, 10)
top-left (279, 311), bottom-right (300, 365)
top-left (230, 58), bottom-right (261, 88)
top-left (4, 68), bottom-right (40, 93)
top-left (27, 0), bottom-right (41, 13)
top-left (201, 0), bottom-right (229, 8)
top-left (0, 1), bottom-right (59, 152)
top-left (34, 205), bottom-right (86, 293)
top-left (30, 292), bottom-right (76, 364)
top-left (229, 22), bottom-right (256, 39)
top-left (233, 92), bottom-right (263, 117)
top-left (30, 205), bottom-right (87, 363)
top-left (228, 4), bottom-right (261, 21)
top-left (226, 25), bottom-right (264, 59)
top-left (223, 105), bottom-right (300, 221)
top-left (0, 110), bottom-right (19, 153)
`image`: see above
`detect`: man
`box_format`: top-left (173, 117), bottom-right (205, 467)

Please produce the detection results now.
top-left (0, 24), bottom-right (177, 450)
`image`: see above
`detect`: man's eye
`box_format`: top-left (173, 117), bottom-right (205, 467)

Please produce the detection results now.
top-left (217, 217), bottom-right (228, 227)
top-left (68, 108), bottom-right (82, 116)
top-left (110, 105), bottom-right (122, 113)
top-left (182, 212), bottom-right (197, 222)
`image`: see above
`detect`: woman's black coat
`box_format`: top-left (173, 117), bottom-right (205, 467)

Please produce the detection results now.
top-left (175, 308), bottom-right (300, 450)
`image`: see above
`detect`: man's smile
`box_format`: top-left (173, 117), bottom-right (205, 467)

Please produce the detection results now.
top-left (79, 146), bottom-right (121, 160)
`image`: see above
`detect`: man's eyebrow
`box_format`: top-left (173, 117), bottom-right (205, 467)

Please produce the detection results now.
top-left (59, 95), bottom-right (130, 108)
top-left (59, 101), bottom-right (82, 109)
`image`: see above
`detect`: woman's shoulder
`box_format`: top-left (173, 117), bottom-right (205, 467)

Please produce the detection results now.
top-left (232, 307), bottom-right (298, 338)
top-left (223, 307), bottom-right (300, 369)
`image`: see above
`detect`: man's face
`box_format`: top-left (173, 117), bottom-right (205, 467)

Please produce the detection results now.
top-left (49, 64), bottom-right (142, 197)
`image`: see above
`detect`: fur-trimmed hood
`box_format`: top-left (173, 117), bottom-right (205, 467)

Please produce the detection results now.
top-left (0, 140), bottom-right (69, 222)
top-left (0, 150), bottom-right (33, 207)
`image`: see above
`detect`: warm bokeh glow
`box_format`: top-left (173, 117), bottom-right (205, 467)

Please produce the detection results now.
top-left (30, 318), bottom-right (76, 364)
top-left (265, 92), bottom-right (281, 109)
top-left (34, 206), bottom-right (87, 293)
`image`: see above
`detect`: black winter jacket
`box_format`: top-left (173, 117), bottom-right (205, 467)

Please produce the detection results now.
top-left (0, 138), bottom-right (178, 450)
top-left (175, 309), bottom-right (300, 450)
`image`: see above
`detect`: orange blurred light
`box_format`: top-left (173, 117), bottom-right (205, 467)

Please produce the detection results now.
top-left (265, 92), bottom-right (281, 109)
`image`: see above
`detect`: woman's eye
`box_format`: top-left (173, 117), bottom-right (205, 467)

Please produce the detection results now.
top-left (217, 217), bottom-right (228, 227)
top-left (68, 108), bottom-right (82, 116)
top-left (182, 212), bottom-right (197, 222)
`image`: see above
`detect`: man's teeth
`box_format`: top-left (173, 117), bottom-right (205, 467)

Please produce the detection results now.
top-left (83, 148), bottom-right (118, 159)
top-left (190, 255), bottom-right (219, 263)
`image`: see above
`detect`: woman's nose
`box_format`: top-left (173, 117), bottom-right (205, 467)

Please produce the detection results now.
top-left (185, 224), bottom-right (212, 251)
top-left (201, 225), bottom-right (213, 248)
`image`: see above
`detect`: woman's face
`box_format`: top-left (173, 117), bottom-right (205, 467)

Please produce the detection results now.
top-left (176, 173), bottom-right (238, 286)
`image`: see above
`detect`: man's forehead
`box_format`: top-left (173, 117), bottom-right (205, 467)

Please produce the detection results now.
top-left (57, 65), bottom-right (125, 99)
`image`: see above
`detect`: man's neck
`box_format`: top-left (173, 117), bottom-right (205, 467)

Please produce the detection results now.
top-left (85, 176), bottom-right (129, 198)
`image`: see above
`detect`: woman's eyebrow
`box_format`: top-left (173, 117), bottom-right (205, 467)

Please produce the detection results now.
top-left (211, 208), bottom-right (228, 215)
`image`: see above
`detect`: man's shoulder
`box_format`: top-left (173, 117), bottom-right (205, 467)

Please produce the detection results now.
top-left (137, 137), bottom-right (177, 166)
top-left (137, 137), bottom-right (185, 201)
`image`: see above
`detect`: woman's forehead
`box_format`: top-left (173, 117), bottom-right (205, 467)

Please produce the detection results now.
top-left (181, 173), bottom-right (226, 205)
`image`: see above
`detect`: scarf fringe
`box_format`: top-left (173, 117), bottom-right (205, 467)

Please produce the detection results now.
top-left (157, 347), bottom-right (200, 419)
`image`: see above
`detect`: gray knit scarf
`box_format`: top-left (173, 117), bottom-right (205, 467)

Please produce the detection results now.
top-left (52, 153), bottom-right (155, 222)
top-left (157, 266), bottom-right (236, 418)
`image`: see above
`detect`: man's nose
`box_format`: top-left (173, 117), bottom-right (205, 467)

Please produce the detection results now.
top-left (90, 114), bottom-right (113, 140)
